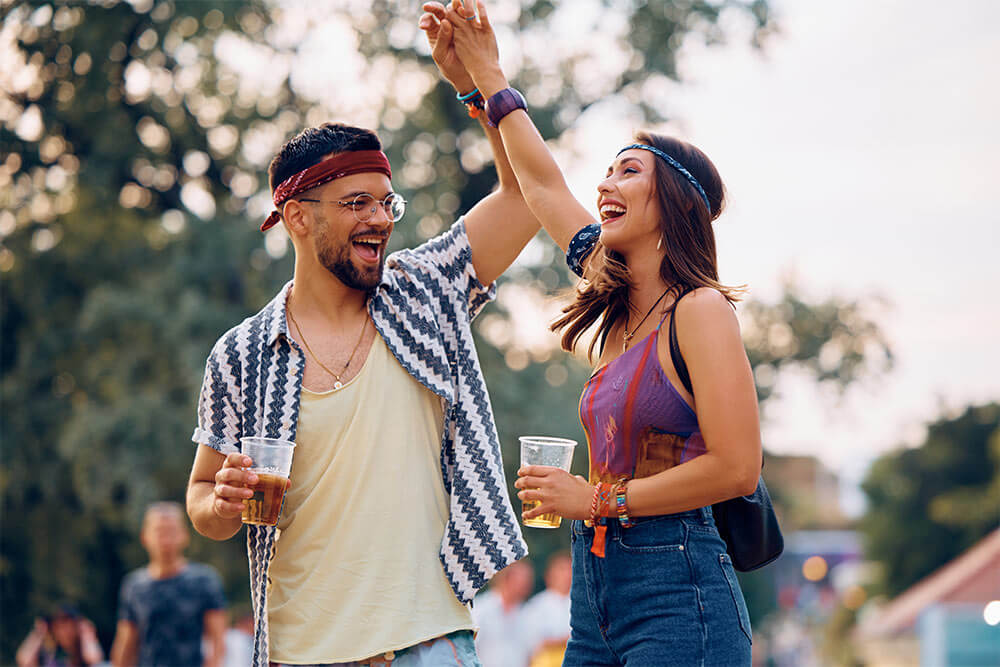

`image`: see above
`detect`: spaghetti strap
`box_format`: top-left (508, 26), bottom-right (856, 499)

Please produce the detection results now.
top-left (654, 285), bottom-right (685, 331)
top-left (655, 305), bottom-right (673, 330)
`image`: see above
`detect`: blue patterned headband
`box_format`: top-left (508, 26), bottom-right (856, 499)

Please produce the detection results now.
top-left (618, 143), bottom-right (712, 215)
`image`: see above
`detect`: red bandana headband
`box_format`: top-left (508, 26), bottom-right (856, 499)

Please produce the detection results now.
top-left (261, 150), bottom-right (392, 231)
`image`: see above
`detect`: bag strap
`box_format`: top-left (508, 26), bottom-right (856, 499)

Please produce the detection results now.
top-left (668, 288), bottom-right (695, 395)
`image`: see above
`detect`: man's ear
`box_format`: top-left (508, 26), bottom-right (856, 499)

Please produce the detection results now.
top-left (280, 199), bottom-right (310, 236)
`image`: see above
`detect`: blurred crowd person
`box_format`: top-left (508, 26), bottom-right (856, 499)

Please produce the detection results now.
top-left (472, 559), bottom-right (535, 667)
top-left (221, 610), bottom-right (254, 667)
top-left (110, 502), bottom-right (227, 667)
top-left (16, 604), bottom-right (104, 667)
top-left (521, 553), bottom-right (572, 667)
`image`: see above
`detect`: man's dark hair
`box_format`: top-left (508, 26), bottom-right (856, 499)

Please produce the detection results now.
top-left (268, 122), bottom-right (382, 191)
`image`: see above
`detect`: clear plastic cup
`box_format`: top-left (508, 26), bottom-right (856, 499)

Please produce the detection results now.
top-left (240, 437), bottom-right (295, 526)
top-left (519, 436), bottom-right (577, 528)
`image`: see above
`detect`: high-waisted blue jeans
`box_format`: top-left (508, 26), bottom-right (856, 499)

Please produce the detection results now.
top-left (564, 507), bottom-right (752, 666)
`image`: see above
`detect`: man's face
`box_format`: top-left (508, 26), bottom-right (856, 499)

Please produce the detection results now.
top-left (141, 510), bottom-right (189, 561)
top-left (305, 172), bottom-right (395, 292)
top-left (501, 561), bottom-right (535, 603)
top-left (545, 556), bottom-right (572, 596)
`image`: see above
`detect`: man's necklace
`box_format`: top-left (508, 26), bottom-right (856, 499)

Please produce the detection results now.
top-left (287, 304), bottom-right (368, 390)
top-left (622, 285), bottom-right (674, 352)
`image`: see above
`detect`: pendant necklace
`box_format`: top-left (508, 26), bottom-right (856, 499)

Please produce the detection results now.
top-left (287, 304), bottom-right (368, 390)
top-left (622, 285), bottom-right (673, 352)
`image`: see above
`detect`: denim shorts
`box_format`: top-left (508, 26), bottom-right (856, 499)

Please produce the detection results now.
top-left (270, 629), bottom-right (480, 667)
top-left (564, 507), bottom-right (752, 666)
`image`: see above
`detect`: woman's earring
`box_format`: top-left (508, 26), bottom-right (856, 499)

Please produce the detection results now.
top-left (656, 236), bottom-right (663, 251)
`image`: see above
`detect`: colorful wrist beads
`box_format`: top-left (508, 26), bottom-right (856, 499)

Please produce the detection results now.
top-left (456, 88), bottom-right (485, 119)
top-left (616, 480), bottom-right (635, 528)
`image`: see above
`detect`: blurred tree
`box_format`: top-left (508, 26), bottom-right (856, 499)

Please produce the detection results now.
top-left (859, 402), bottom-right (1000, 598)
top-left (1, 0), bottom-right (296, 657)
top-left (740, 283), bottom-right (893, 406)
top-left (1, 0), bottom-right (894, 660)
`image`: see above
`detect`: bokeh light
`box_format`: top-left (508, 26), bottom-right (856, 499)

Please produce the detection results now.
top-left (802, 555), bottom-right (828, 582)
top-left (985, 600), bottom-right (1000, 626)
top-left (842, 585), bottom-right (867, 610)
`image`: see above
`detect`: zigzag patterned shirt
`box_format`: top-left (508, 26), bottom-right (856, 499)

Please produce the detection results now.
top-left (192, 220), bottom-right (528, 666)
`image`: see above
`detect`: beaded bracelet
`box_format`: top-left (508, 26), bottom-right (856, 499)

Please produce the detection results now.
top-left (588, 481), bottom-right (613, 558)
top-left (615, 479), bottom-right (635, 528)
top-left (456, 88), bottom-right (485, 119)
top-left (586, 482), bottom-right (610, 526)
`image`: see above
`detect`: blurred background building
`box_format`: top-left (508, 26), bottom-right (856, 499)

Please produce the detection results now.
top-left (855, 530), bottom-right (1000, 667)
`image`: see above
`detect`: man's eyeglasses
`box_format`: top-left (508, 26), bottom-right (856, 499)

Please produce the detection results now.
top-left (298, 193), bottom-right (407, 223)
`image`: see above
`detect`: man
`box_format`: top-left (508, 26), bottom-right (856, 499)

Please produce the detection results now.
top-left (521, 552), bottom-right (572, 667)
top-left (471, 559), bottom-right (535, 667)
top-left (111, 502), bottom-right (227, 667)
top-left (185, 12), bottom-right (537, 666)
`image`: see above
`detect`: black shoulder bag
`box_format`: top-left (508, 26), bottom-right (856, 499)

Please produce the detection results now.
top-left (668, 292), bottom-right (784, 571)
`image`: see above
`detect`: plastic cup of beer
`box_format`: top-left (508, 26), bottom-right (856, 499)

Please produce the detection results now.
top-left (240, 436), bottom-right (295, 527)
top-left (519, 436), bottom-right (577, 529)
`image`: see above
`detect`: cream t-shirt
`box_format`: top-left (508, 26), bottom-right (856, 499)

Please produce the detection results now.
top-left (267, 333), bottom-right (474, 663)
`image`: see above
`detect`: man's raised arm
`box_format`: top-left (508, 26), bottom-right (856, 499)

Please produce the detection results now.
top-left (420, 2), bottom-right (539, 287)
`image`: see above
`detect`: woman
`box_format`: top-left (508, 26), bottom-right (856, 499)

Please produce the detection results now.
top-left (16, 605), bottom-right (104, 667)
top-left (431, 1), bottom-right (762, 663)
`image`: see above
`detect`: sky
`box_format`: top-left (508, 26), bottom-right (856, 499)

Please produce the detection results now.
top-left (554, 0), bottom-right (1000, 513)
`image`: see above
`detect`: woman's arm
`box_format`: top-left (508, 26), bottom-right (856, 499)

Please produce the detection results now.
top-left (15, 620), bottom-right (45, 667)
top-left (444, 0), bottom-right (596, 251)
top-left (78, 619), bottom-right (105, 665)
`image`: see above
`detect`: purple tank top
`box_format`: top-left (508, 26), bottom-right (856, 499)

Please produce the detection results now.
top-left (579, 317), bottom-right (707, 485)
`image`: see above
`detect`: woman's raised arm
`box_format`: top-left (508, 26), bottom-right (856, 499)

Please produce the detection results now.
top-left (445, 0), bottom-right (596, 251)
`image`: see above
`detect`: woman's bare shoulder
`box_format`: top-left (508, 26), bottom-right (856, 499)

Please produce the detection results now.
top-left (677, 287), bottom-right (734, 321)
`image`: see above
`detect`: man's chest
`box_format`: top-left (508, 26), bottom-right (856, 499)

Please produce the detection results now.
top-left (133, 579), bottom-right (203, 625)
top-left (289, 315), bottom-right (379, 394)
top-left (298, 331), bottom-right (377, 393)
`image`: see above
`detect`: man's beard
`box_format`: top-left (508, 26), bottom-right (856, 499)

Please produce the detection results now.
top-left (316, 222), bottom-right (384, 292)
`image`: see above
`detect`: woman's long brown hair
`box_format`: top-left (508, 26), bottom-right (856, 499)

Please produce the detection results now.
top-left (551, 131), bottom-right (745, 359)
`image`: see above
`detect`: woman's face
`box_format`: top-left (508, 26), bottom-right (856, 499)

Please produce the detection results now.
top-left (596, 149), bottom-right (662, 254)
top-left (50, 616), bottom-right (78, 648)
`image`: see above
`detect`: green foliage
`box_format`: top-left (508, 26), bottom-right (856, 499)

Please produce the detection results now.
top-left (0, 0), bottom-right (900, 660)
top-left (2, 0), bottom-right (290, 656)
top-left (740, 282), bottom-right (893, 406)
top-left (859, 403), bottom-right (1000, 598)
